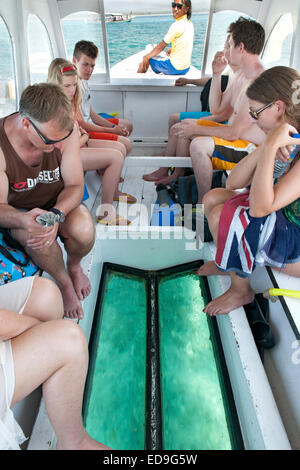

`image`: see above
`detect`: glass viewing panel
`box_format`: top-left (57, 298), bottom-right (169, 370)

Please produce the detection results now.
top-left (262, 13), bottom-right (293, 68)
top-left (27, 14), bottom-right (53, 84)
top-left (0, 16), bottom-right (16, 117)
top-left (61, 12), bottom-right (106, 74)
top-left (205, 11), bottom-right (254, 75)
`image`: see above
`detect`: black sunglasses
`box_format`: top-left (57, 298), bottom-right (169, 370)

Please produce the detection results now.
top-left (172, 2), bottom-right (185, 9)
top-left (28, 118), bottom-right (73, 145)
top-left (249, 102), bottom-right (274, 120)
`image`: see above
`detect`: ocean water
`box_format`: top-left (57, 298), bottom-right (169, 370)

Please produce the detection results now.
top-left (62, 12), bottom-right (241, 72)
top-left (106, 14), bottom-right (209, 69)
top-left (0, 10), bottom-right (292, 117)
top-left (1, 10), bottom-right (293, 80)
top-left (158, 272), bottom-right (232, 450)
top-left (84, 272), bottom-right (148, 451)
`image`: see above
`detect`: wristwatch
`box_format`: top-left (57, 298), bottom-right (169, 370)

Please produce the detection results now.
top-left (50, 207), bottom-right (66, 223)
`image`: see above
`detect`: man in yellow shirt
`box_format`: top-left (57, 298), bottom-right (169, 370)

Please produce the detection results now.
top-left (137, 1), bottom-right (194, 75)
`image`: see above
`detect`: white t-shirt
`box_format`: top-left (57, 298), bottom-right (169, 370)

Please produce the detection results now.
top-left (80, 79), bottom-right (93, 124)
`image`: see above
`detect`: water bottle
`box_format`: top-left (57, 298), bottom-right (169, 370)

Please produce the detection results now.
top-left (273, 133), bottom-right (300, 178)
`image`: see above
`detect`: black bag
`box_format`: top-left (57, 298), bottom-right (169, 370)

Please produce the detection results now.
top-left (200, 75), bottom-right (229, 112)
top-left (0, 228), bottom-right (39, 285)
top-left (168, 171), bottom-right (225, 240)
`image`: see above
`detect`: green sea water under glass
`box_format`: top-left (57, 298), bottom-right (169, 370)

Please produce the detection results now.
top-left (84, 272), bottom-right (147, 450)
top-left (84, 267), bottom-right (235, 450)
top-left (158, 272), bottom-right (232, 450)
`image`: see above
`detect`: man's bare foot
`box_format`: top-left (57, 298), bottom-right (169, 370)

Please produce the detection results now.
top-left (60, 281), bottom-right (84, 319)
top-left (142, 168), bottom-right (169, 182)
top-left (68, 263), bottom-right (91, 302)
top-left (203, 286), bottom-right (255, 316)
top-left (196, 261), bottom-right (228, 277)
top-left (154, 175), bottom-right (178, 185)
top-left (153, 168), bottom-right (185, 186)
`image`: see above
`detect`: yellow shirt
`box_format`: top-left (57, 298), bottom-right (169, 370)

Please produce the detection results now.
top-left (163, 15), bottom-right (194, 70)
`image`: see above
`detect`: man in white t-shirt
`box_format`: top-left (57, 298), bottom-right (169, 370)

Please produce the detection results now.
top-left (137, 1), bottom-right (194, 75)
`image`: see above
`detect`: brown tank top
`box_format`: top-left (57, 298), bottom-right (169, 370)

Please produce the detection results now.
top-left (0, 114), bottom-right (64, 210)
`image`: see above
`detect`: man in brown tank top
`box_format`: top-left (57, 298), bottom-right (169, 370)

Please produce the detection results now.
top-left (0, 83), bottom-right (94, 320)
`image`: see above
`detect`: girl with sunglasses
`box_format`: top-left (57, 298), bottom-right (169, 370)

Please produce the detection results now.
top-left (137, 1), bottom-right (193, 75)
top-left (197, 66), bottom-right (300, 316)
top-left (48, 59), bottom-right (136, 225)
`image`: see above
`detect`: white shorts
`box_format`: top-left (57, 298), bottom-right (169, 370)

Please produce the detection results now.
top-left (0, 277), bottom-right (35, 450)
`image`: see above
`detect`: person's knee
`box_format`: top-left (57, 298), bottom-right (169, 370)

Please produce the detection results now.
top-left (24, 277), bottom-right (64, 321)
top-left (64, 207), bottom-right (95, 247)
top-left (115, 141), bottom-right (127, 158)
top-left (124, 137), bottom-right (132, 155)
top-left (109, 148), bottom-right (125, 167)
top-left (118, 136), bottom-right (132, 155)
top-left (79, 215), bottom-right (95, 247)
top-left (123, 119), bottom-right (133, 135)
top-left (189, 139), bottom-right (202, 159)
top-left (169, 113), bottom-right (180, 129)
top-left (208, 204), bottom-right (223, 232)
top-left (52, 319), bottom-right (88, 362)
top-left (203, 189), bottom-right (218, 214)
top-left (169, 123), bottom-right (179, 138)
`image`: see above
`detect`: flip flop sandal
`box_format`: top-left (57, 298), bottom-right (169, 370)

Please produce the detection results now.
top-left (97, 215), bottom-right (131, 226)
top-left (113, 193), bottom-right (137, 204)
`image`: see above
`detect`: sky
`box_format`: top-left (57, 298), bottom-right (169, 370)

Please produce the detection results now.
top-left (103, 0), bottom-right (210, 14)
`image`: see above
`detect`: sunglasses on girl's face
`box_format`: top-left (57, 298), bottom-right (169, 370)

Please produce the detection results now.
top-left (248, 102), bottom-right (274, 120)
top-left (27, 118), bottom-right (73, 145)
top-left (172, 2), bottom-right (185, 9)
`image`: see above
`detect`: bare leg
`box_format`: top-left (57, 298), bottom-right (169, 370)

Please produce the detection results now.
top-left (81, 147), bottom-right (124, 205)
top-left (11, 226), bottom-right (84, 320)
top-left (203, 273), bottom-right (255, 316)
top-left (190, 136), bottom-right (215, 203)
top-left (23, 277), bottom-right (64, 321)
top-left (59, 205), bottom-right (94, 309)
top-left (197, 188), bottom-right (254, 314)
top-left (88, 138), bottom-right (127, 158)
top-left (116, 135), bottom-right (132, 155)
top-left (197, 189), bottom-right (236, 277)
top-left (81, 147), bottom-right (131, 224)
top-left (142, 124), bottom-right (187, 183)
top-left (273, 260), bottom-right (300, 277)
top-left (142, 123), bottom-right (180, 182)
top-left (11, 320), bottom-right (111, 450)
top-left (168, 113), bottom-right (180, 131)
top-left (197, 261), bottom-right (228, 277)
top-left (137, 61), bottom-right (149, 73)
top-left (204, 242), bottom-right (300, 315)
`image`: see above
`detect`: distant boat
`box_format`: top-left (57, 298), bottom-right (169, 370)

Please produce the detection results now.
top-left (105, 12), bottom-right (135, 23)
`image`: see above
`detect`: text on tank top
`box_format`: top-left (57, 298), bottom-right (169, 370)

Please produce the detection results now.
top-left (0, 114), bottom-right (64, 210)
